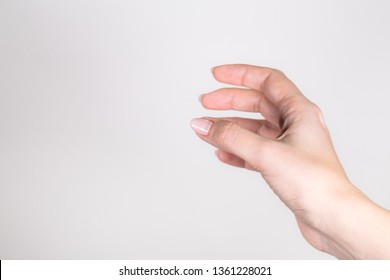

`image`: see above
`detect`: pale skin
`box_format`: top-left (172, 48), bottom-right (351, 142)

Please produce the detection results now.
top-left (190, 64), bottom-right (390, 259)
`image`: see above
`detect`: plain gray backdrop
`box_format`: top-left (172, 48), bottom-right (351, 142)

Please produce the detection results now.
top-left (1, 0), bottom-right (390, 259)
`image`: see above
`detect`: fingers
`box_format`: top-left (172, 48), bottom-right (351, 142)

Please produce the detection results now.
top-left (211, 64), bottom-right (308, 114)
top-left (215, 149), bottom-right (246, 168)
top-left (190, 118), bottom-right (276, 169)
top-left (192, 65), bottom-right (324, 173)
top-left (211, 118), bottom-right (280, 172)
top-left (200, 88), bottom-right (280, 127)
top-left (213, 118), bottom-right (280, 171)
top-left (215, 150), bottom-right (257, 171)
top-left (222, 117), bottom-right (281, 139)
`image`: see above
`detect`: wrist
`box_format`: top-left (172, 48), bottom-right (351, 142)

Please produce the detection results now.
top-left (315, 183), bottom-right (390, 259)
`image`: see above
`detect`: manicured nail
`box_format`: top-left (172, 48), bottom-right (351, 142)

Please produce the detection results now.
top-left (210, 66), bottom-right (215, 74)
top-left (198, 94), bottom-right (204, 103)
top-left (190, 118), bottom-right (213, 136)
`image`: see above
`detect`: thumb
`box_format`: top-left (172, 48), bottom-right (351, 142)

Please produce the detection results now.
top-left (190, 118), bottom-right (274, 169)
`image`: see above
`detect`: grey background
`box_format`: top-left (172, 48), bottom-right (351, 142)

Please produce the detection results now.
top-left (1, 0), bottom-right (390, 259)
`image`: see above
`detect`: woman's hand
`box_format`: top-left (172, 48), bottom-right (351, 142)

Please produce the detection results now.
top-left (191, 64), bottom-right (390, 259)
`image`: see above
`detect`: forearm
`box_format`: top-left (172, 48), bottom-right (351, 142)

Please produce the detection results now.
top-left (319, 185), bottom-right (390, 259)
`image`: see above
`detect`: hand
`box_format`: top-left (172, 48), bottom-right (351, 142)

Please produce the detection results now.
top-left (191, 64), bottom-right (390, 259)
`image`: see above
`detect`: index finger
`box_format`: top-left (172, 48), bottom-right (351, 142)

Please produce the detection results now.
top-left (212, 64), bottom-right (307, 112)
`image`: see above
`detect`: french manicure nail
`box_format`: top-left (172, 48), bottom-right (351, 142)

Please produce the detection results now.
top-left (198, 94), bottom-right (204, 103)
top-left (210, 66), bottom-right (215, 74)
top-left (190, 118), bottom-right (213, 136)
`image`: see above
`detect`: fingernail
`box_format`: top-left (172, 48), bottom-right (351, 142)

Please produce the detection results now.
top-left (190, 118), bottom-right (213, 136)
top-left (210, 66), bottom-right (215, 74)
top-left (198, 94), bottom-right (204, 103)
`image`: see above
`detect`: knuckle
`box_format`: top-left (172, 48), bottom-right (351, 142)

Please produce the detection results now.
top-left (309, 102), bottom-right (327, 128)
top-left (308, 102), bottom-right (324, 118)
top-left (253, 96), bottom-right (263, 112)
top-left (265, 69), bottom-right (290, 102)
top-left (272, 68), bottom-right (286, 78)
top-left (216, 122), bottom-right (241, 146)
top-left (310, 102), bottom-right (322, 113)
